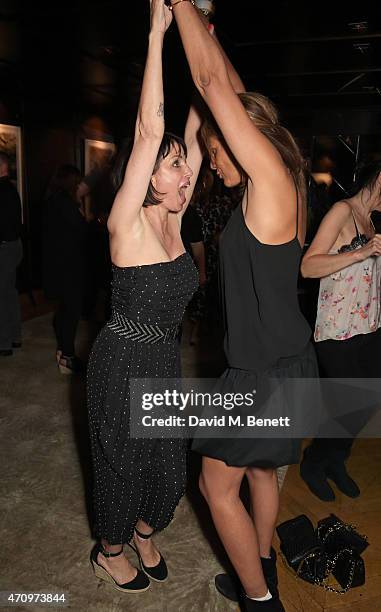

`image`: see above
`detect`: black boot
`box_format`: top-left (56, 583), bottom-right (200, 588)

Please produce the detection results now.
top-left (300, 450), bottom-right (335, 501)
top-left (215, 547), bottom-right (278, 602)
top-left (326, 462), bottom-right (360, 498)
top-left (240, 592), bottom-right (285, 612)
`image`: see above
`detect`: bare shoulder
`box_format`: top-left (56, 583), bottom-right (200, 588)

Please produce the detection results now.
top-left (330, 199), bottom-right (353, 219)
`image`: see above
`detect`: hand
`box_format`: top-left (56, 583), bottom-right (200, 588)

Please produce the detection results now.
top-left (356, 234), bottom-right (381, 260)
top-left (150, 0), bottom-right (173, 34)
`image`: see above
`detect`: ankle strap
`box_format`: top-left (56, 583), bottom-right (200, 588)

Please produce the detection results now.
top-left (134, 527), bottom-right (154, 540)
top-left (100, 544), bottom-right (123, 558)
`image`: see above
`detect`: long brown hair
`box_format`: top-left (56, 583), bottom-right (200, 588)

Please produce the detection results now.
top-left (201, 92), bottom-right (307, 203)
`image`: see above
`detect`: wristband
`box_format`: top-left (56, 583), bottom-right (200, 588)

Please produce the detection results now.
top-left (168, 0), bottom-right (195, 10)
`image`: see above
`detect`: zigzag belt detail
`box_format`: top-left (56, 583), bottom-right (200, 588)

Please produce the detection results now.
top-left (106, 311), bottom-right (179, 344)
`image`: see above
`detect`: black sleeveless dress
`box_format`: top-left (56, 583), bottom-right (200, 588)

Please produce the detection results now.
top-left (87, 253), bottom-right (198, 544)
top-left (192, 197), bottom-right (318, 468)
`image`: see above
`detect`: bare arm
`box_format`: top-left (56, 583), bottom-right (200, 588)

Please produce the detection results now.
top-left (210, 25), bottom-right (246, 93)
top-left (108, 1), bottom-right (172, 234)
top-left (301, 202), bottom-right (381, 278)
top-left (177, 18), bottom-right (245, 222)
top-left (177, 98), bottom-right (203, 220)
top-left (171, 2), bottom-right (284, 184)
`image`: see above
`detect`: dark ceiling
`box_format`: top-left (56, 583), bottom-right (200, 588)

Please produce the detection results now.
top-left (1, 0), bottom-right (381, 134)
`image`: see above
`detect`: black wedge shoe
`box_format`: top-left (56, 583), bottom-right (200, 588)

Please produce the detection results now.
top-left (128, 528), bottom-right (168, 583)
top-left (215, 547), bottom-right (279, 602)
top-left (90, 543), bottom-right (150, 593)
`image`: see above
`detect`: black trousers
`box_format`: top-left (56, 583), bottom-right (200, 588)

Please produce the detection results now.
top-left (306, 328), bottom-right (381, 463)
top-left (53, 277), bottom-right (83, 356)
top-left (0, 239), bottom-right (23, 350)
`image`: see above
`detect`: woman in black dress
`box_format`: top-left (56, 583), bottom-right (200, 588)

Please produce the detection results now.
top-left (171, 3), bottom-right (317, 611)
top-left (87, 0), bottom-right (200, 595)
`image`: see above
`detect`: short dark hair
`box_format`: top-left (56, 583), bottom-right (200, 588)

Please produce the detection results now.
top-left (112, 132), bottom-right (187, 206)
top-left (352, 158), bottom-right (381, 197)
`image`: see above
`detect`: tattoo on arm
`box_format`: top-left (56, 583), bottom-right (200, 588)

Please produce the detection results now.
top-left (157, 102), bottom-right (164, 117)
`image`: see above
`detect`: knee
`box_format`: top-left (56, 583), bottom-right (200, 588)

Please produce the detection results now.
top-left (199, 471), bottom-right (232, 508)
top-left (246, 466), bottom-right (276, 484)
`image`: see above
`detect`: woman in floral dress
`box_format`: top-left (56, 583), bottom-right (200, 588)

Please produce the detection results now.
top-left (300, 160), bottom-right (381, 501)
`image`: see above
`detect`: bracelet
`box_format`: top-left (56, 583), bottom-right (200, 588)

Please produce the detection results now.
top-left (169, 0), bottom-right (195, 10)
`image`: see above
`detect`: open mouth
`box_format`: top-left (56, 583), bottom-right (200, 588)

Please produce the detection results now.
top-left (178, 181), bottom-right (190, 198)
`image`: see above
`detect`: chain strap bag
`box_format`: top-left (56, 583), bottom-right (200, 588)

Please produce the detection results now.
top-left (317, 513), bottom-right (369, 554)
top-left (277, 514), bottom-right (368, 594)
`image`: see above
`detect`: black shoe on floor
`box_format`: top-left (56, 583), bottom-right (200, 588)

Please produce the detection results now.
top-left (12, 341), bottom-right (22, 348)
top-left (215, 548), bottom-right (279, 602)
top-left (0, 349), bottom-right (13, 356)
top-left (326, 463), bottom-right (360, 498)
top-left (90, 543), bottom-right (150, 593)
top-left (127, 528), bottom-right (168, 582)
top-left (240, 593), bottom-right (285, 611)
top-left (300, 458), bottom-right (335, 501)
top-left (215, 573), bottom-right (241, 602)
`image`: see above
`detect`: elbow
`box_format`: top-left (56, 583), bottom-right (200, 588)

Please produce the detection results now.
top-left (136, 120), bottom-right (164, 143)
top-left (300, 258), bottom-right (312, 279)
top-left (194, 66), bottom-right (228, 97)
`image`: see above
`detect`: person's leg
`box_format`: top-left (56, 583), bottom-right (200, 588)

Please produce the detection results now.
top-left (301, 334), bottom-right (369, 499)
top-left (60, 289), bottom-right (82, 357)
top-left (200, 456), bottom-right (268, 599)
top-left (0, 242), bottom-right (18, 351)
top-left (53, 307), bottom-right (63, 354)
top-left (90, 437), bottom-right (144, 584)
top-left (246, 467), bottom-right (279, 559)
top-left (136, 439), bottom-right (187, 568)
top-left (9, 239), bottom-right (23, 345)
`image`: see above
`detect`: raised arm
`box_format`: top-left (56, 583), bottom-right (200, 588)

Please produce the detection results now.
top-left (177, 97), bottom-right (203, 219)
top-left (177, 20), bottom-right (245, 221)
top-left (107, 0), bottom-right (172, 234)
top-left (209, 25), bottom-right (246, 94)
top-left (170, 1), bottom-right (284, 183)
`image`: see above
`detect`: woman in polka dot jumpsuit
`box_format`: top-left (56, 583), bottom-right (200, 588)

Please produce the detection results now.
top-left (87, 0), bottom-right (201, 594)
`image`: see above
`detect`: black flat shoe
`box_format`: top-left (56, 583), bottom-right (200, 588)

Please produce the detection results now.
top-left (326, 464), bottom-right (360, 498)
top-left (90, 543), bottom-right (150, 593)
top-left (215, 548), bottom-right (279, 602)
top-left (300, 458), bottom-right (335, 501)
top-left (215, 573), bottom-right (241, 602)
top-left (0, 349), bottom-right (13, 356)
top-left (240, 593), bottom-right (285, 611)
top-left (12, 342), bottom-right (22, 348)
top-left (58, 355), bottom-right (85, 375)
top-left (128, 528), bottom-right (168, 583)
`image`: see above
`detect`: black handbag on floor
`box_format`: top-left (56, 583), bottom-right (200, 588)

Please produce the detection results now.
top-left (277, 514), bottom-right (368, 593)
top-left (276, 515), bottom-right (328, 584)
top-left (332, 548), bottom-right (365, 589)
top-left (317, 513), bottom-right (369, 555)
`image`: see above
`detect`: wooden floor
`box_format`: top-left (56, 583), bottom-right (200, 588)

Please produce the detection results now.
top-left (275, 438), bottom-right (381, 612)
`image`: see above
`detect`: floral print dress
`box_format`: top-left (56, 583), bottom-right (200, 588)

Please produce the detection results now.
top-left (315, 217), bottom-right (381, 342)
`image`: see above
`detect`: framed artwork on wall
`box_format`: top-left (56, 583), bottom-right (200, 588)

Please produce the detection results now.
top-left (0, 123), bottom-right (24, 218)
top-left (84, 138), bottom-right (116, 177)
